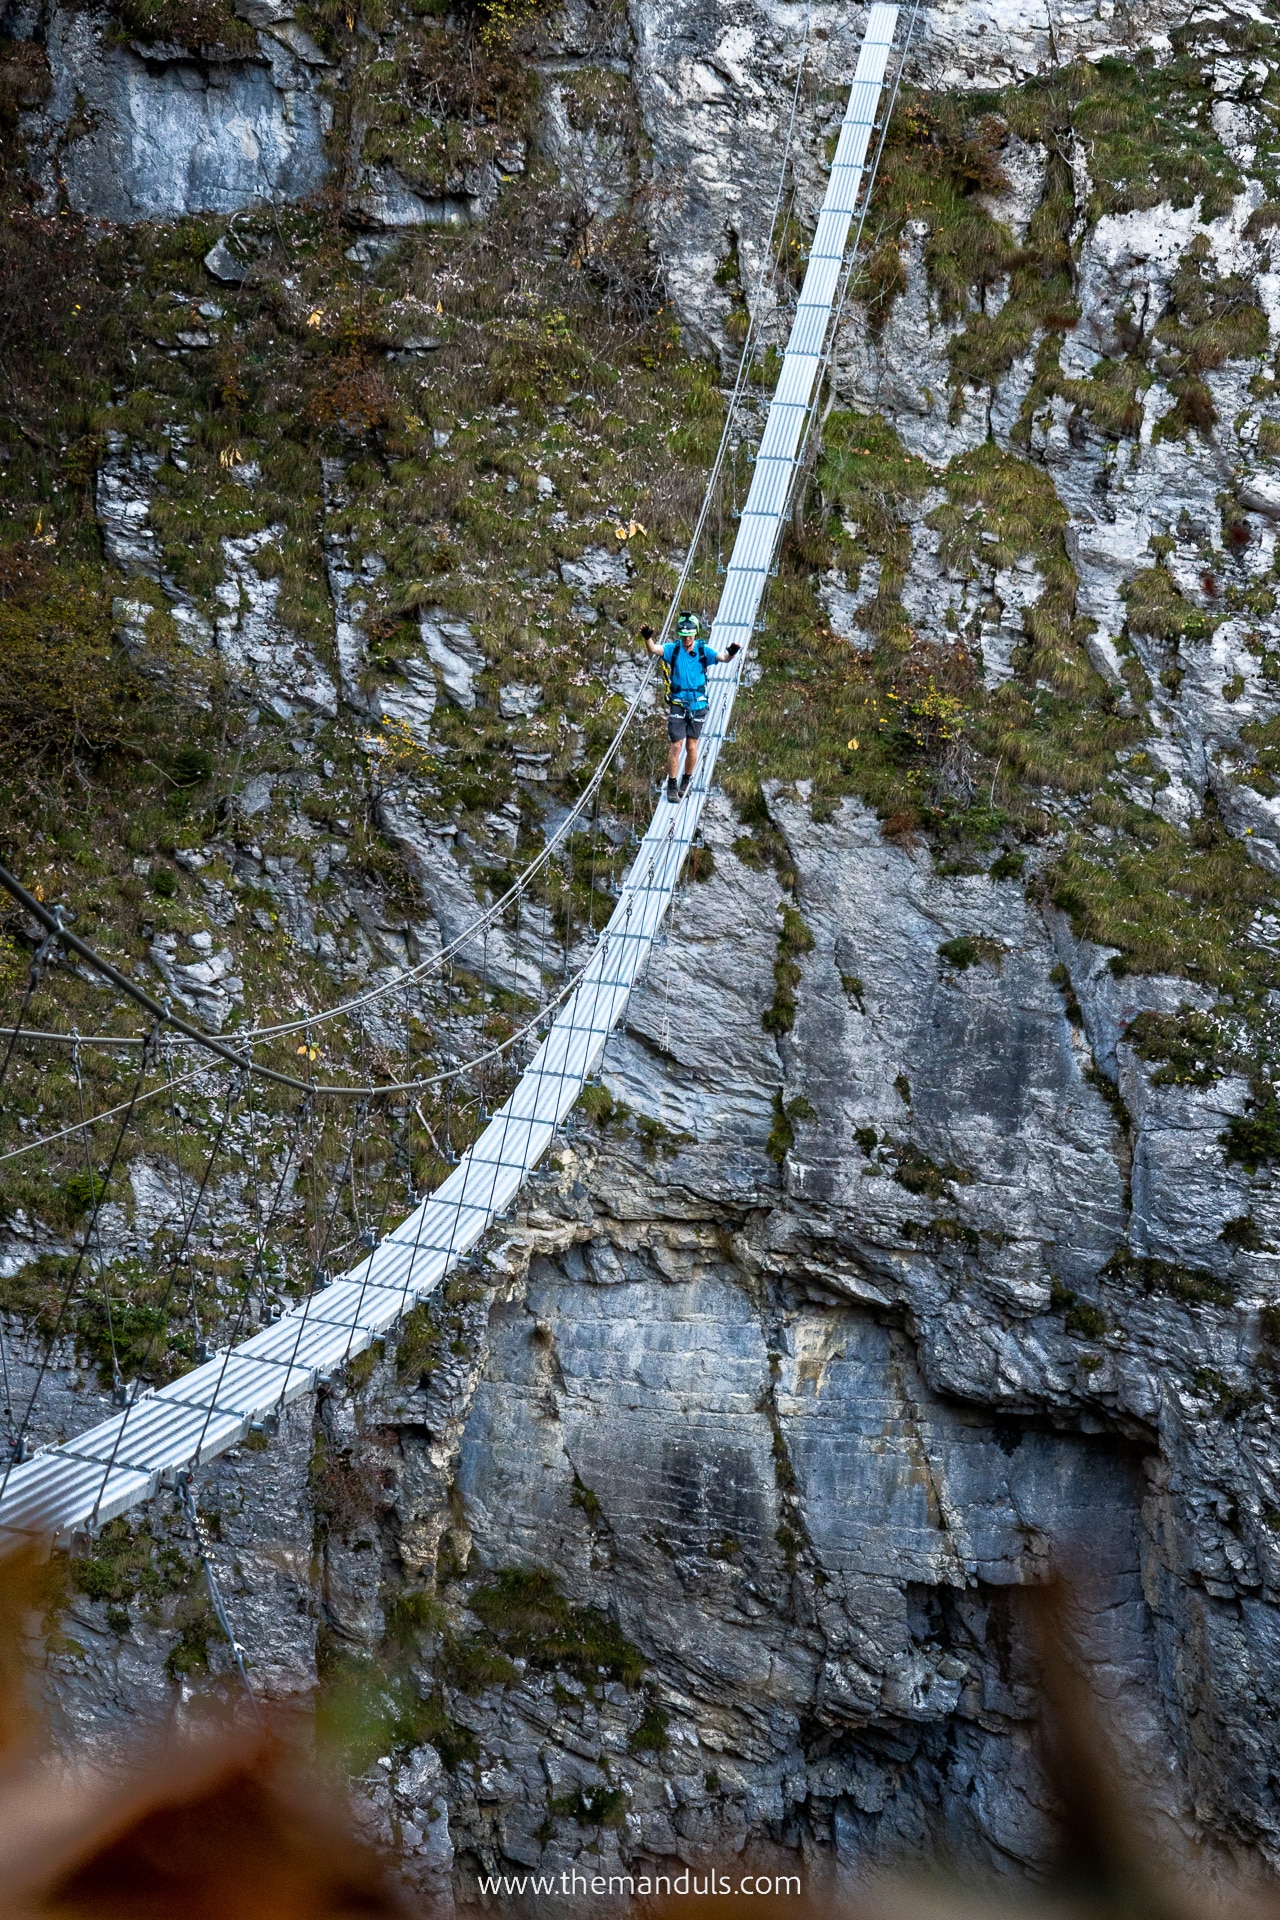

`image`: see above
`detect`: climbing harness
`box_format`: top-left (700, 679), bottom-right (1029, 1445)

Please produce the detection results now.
top-left (662, 640), bottom-right (714, 716)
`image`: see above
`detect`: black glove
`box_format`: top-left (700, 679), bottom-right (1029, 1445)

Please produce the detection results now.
top-left (724, 642), bottom-right (741, 660)
top-left (640, 625), bottom-right (654, 641)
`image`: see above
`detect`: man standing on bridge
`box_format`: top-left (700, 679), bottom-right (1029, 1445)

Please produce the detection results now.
top-left (642, 613), bottom-right (740, 804)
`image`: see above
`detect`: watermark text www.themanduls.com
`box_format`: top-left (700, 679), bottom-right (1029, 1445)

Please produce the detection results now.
top-left (477, 1871), bottom-right (802, 1899)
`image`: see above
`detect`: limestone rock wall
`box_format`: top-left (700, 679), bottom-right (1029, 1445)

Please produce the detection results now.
top-left (14, 0), bottom-right (1280, 1899)
top-left (17, 3), bottom-right (331, 220)
top-left (367, 789), bottom-right (1276, 1887)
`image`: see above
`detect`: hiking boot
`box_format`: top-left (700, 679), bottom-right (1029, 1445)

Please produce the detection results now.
top-left (678, 773), bottom-right (691, 799)
top-left (666, 776), bottom-right (679, 803)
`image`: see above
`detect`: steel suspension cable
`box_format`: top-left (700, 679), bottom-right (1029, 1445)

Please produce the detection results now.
top-left (0, 1061), bottom-right (209, 1168)
top-left (0, 907), bottom-right (640, 1167)
top-left (179, 1474), bottom-right (261, 1719)
top-left (190, 1097), bottom-right (311, 1467)
top-left (87, 1076), bottom-right (245, 1523)
top-left (71, 1034), bottom-right (122, 1398)
top-left (273, 1101), bottom-right (365, 1419)
top-left (0, 909), bottom-right (64, 1097)
top-left (0, 1026), bottom-right (159, 1495)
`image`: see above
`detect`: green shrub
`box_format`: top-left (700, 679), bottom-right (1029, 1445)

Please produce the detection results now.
top-left (766, 1091), bottom-right (793, 1165)
top-left (61, 1168), bottom-right (105, 1216)
top-left (0, 554), bottom-right (191, 770)
top-left (1104, 1248), bottom-right (1234, 1307)
top-left (172, 745), bottom-right (213, 786)
top-left (938, 934), bottom-right (1003, 971)
top-left (577, 1083), bottom-right (618, 1127)
top-left (763, 906), bottom-right (814, 1034)
top-left (112, 0), bottom-right (257, 52)
top-left (466, 1566), bottom-right (644, 1691)
top-left (383, 1587), bottom-right (444, 1648)
top-left (570, 1474), bottom-right (602, 1524)
top-left (396, 1303), bottom-right (441, 1386)
top-left (633, 1114), bottom-right (692, 1161)
top-left (1153, 236), bottom-right (1269, 441)
top-left (1123, 566), bottom-right (1220, 644)
top-left (628, 1698), bottom-right (670, 1754)
top-left (316, 1654), bottom-right (478, 1775)
top-left (1223, 1094), bottom-right (1280, 1174)
top-left (70, 1517), bottom-right (190, 1612)
top-left (1064, 1299), bottom-right (1108, 1339)
top-left (1049, 811), bottom-right (1271, 989)
top-left (442, 1635), bottom-right (519, 1695)
top-left (549, 1785), bottom-right (627, 1828)
top-left (164, 1590), bottom-right (225, 1678)
top-left (891, 1146), bottom-right (974, 1199)
top-left (1125, 1007), bottom-right (1235, 1086)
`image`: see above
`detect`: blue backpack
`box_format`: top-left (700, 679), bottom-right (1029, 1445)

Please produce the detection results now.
top-left (663, 640), bottom-right (711, 715)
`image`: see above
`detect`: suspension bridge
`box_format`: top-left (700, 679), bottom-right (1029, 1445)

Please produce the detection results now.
top-left (0, 1), bottom-right (911, 1552)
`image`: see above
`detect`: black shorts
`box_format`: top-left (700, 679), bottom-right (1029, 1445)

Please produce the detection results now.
top-left (668, 708), bottom-right (705, 742)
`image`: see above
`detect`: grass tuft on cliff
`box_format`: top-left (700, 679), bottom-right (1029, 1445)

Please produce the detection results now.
top-left (465, 1565), bottom-right (645, 1691)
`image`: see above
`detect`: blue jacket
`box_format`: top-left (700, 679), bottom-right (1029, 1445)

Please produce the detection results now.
top-left (663, 639), bottom-right (719, 712)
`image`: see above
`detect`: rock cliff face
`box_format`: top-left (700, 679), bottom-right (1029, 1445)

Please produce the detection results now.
top-left (20, 4), bottom-right (331, 220)
top-left (433, 791), bottom-right (1257, 1884)
top-left (10, 0), bottom-right (1280, 1898)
